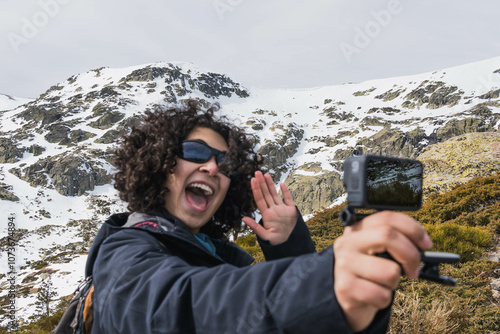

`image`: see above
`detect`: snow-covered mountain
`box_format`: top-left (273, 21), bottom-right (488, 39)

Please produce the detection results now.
top-left (0, 94), bottom-right (33, 112)
top-left (0, 57), bottom-right (499, 323)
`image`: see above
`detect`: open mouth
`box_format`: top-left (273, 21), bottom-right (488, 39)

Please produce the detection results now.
top-left (185, 183), bottom-right (214, 211)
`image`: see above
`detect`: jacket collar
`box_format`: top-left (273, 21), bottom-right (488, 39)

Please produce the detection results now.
top-left (86, 208), bottom-right (254, 277)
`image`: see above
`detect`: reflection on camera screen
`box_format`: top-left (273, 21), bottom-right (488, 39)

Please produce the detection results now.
top-left (366, 158), bottom-right (422, 208)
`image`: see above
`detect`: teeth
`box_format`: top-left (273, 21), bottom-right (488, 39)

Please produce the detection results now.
top-left (189, 183), bottom-right (213, 196)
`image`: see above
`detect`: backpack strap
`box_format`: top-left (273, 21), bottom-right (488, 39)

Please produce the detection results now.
top-left (52, 276), bottom-right (93, 334)
top-left (83, 284), bottom-right (94, 333)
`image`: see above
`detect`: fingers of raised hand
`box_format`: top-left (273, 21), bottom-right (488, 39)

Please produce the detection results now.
top-left (251, 172), bottom-right (271, 207)
top-left (279, 182), bottom-right (295, 207)
top-left (242, 216), bottom-right (266, 238)
top-left (250, 172), bottom-right (267, 210)
top-left (252, 172), bottom-right (283, 208)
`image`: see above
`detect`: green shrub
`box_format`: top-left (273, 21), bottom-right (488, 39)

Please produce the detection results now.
top-left (305, 203), bottom-right (346, 251)
top-left (424, 223), bottom-right (493, 262)
top-left (235, 233), bottom-right (264, 263)
top-left (448, 202), bottom-right (500, 233)
top-left (412, 174), bottom-right (500, 225)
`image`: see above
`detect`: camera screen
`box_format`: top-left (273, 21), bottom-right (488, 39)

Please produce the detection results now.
top-left (366, 157), bottom-right (422, 208)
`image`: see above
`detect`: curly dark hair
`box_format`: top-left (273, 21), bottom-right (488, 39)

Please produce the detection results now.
top-left (112, 100), bottom-right (264, 239)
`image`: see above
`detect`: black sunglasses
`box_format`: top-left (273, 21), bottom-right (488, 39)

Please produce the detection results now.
top-left (180, 140), bottom-right (228, 166)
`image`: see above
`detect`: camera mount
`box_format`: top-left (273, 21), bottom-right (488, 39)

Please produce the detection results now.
top-left (340, 206), bottom-right (460, 286)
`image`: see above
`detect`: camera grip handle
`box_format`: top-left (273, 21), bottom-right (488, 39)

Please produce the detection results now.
top-left (376, 251), bottom-right (458, 286)
top-left (339, 206), bottom-right (459, 286)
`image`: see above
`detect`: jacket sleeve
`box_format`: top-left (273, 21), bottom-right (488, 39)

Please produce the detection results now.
top-left (253, 211), bottom-right (392, 333)
top-left (92, 228), bottom-right (372, 334)
top-left (257, 209), bottom-right (316, 261)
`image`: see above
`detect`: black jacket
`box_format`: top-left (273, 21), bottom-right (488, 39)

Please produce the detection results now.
top-left (86, 208), bottom-right (390, 333)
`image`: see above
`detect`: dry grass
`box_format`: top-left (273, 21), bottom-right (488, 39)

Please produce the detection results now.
top-left (388, 288), bottom-right (472, 334)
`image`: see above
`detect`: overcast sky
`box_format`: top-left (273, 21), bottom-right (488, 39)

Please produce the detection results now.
top-left (1, 0), bottom-right (500, 98)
